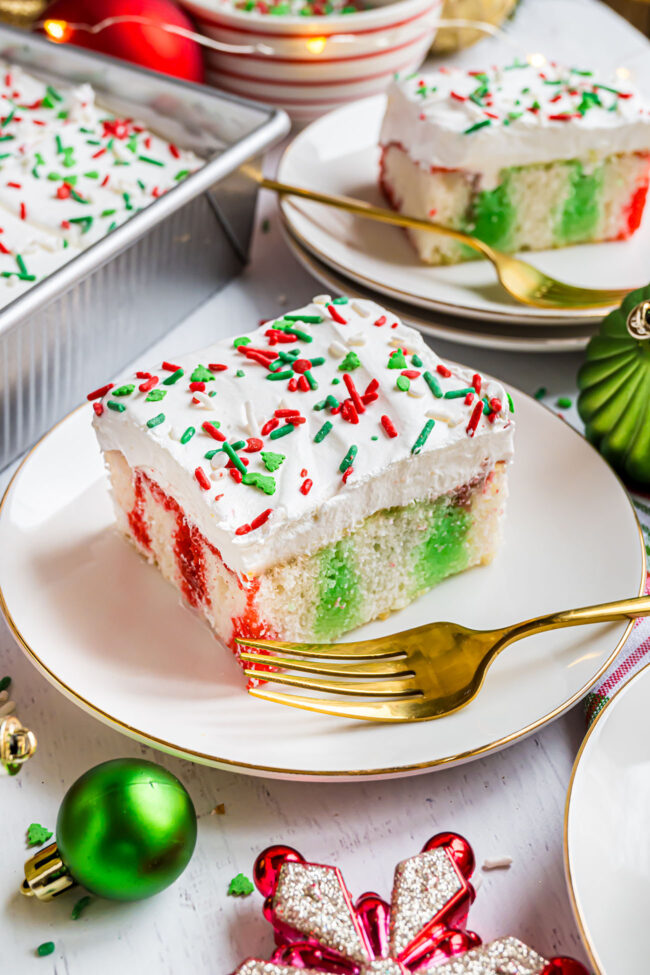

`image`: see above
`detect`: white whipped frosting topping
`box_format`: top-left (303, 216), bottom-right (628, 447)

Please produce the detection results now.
top-left (93, 297), bottom-right (514, 576)
top-left (380, 61), bottom-right (650, 189)
top-left (0, 61), bottom-right (201, 306)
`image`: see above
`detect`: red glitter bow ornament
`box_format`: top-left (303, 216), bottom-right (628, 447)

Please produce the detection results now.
top-left (231, 833), bottom-right (589, 975)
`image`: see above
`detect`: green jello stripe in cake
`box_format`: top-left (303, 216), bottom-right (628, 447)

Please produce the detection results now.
top-left (465, 173), bottom-right (517, 252)
top-left (410, 495), bottom-right (473, 594)
top-left (314, 539), bottom-right (361, 639)
top-left (556, 161), bottom-right (604, 244)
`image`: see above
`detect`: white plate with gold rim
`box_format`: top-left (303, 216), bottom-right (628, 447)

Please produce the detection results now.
top-left (565, 660), bottom-right (650, 975)
top-left (0, 395), bottom-right (644, 780)
top-left (278, 93), bottom-right (650, 326)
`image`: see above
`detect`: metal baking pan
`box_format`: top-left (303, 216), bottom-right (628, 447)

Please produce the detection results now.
top-left (0, 24), bottom-right (289, 469)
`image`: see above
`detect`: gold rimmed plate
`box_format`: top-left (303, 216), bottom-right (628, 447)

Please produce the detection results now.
top-left (0, 392), bottom-right (644, 780)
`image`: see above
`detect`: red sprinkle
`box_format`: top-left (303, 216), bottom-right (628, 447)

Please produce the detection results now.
top-left (87, 383), bottom-right (114, 401)
top-left (230, 468), bottom-right (243, 484)
top-left (342, 466), bottom-right (353, 483)
top-left (300, 478), bottom-right (313, 496)
top-left (341, 399), bottom-right (359, 424)
top-left (245, 438), bottom-right (263, 452)
top-left (93, 402), bottom-right (104, 417)
top-left (226, 456), bottom-right (248, 469)
top-left (56, 183), bottom-right (72, 199)
top-left (208, 363), bottom-right (228, 372)
top-left (401, 370), bottom-right (421, 379)
top-left (472, 373), bottom-right (482, 395)
top-left (139, 376), bottom-right (159, 393)
top-left (292, 358), bottom-right (312, 374)
top-left (275, 408), bottom-right (300, 418)
top-left (436, 364), bottom-right (452, 378)
top-left (297, 375), bottom-right (310, 392)
top-left (169, 142), bottom-right (181, 158)
top-left (362, 391), bottom-right (379, 405)
top-left (287, 415), bottom-right (306, 426)
top-left (327, 303), bottom-right (347, 325)
top-left (189, 381), bottom-right (206, 392)
top-left (288, 378), bottom-right (298, 392)
top-left (381, 415), bottom-right (398, 438)
top-left (235, 522), bottom-right (251, 536)
top-left (61, 220), bottom-right (70, 230)
top-left (19, 202), bottom-right (26, 220)
top-left (489, 397), bottom-right (502, 413)
top-left (162, 360), bottom-right (181, 372)
top-left (195, 467), bottom-right (210, 490)
top-left (464, 392), bottom-right (474, 406)
top-left (450, 91), bottom-right (467, 102)
top-left (374, 315), bottom-right (386, 327)
top-left (261, 417), bottom-right (280, 436)
top-left (92, 148), bottom-right (107, 159)
top-left (251, 508), bottom-right (272, 531)
top-left (202, 421), bottom-right (226, 442)
top-left (300, 468), bottom-right (308, 477)
top-left (343, 373), bottom-right (365, 414)
top-left (365, 378), bottom-right (379, 396)
top-left (466, 402), bottom-right (483, 437)
top-left (6, 181), bottom-right (20, 189)
top-left (135, 371), bottom-right (151, 379)
top-left (0, 240), bottom-right (10, 255)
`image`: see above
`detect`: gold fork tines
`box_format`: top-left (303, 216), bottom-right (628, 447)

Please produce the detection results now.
top-left (240, 165), bottom-right (633, 312)
top-left (236, 595), bottom-right (650, 723)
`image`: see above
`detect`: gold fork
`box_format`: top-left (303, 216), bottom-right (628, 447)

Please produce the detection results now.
top-left (242, 166), bottom-right (632, 311)
top-left (236, 595), bottom-right (650, 722)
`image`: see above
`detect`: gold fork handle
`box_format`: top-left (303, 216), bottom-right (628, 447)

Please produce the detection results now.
top-left (502, 594), bottom-right (650, 647)
top-left (241, 165), bottom-right (493, 260)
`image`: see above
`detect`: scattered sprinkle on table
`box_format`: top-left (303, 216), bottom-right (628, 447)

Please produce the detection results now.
top-left (0, 675), bottom-right (11, 692)
top-left (71, 895), bottom-right (93, 920)
top-left (228, 873), bottom-right (255, 896)
top-left (27, 823), bottom-right (53, 847)
top-left (556, 396), bottom-right (572, 409)
top-left (36, 942), bottom-right (55, 957)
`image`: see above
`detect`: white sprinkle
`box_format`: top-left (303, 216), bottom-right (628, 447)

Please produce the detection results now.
top-left (277, 397), bottom-right (289, 410)
top-left (169, 425), bottom-right (185, 441)
top-left (0, 690), bottom-right (7, 704)
top-left (329, 341), bottom-right (347, 359)
top-left (346, 332), bottom-right (366, 347)
top-left (350, 301), bottom-right (370, 317)
top-left (0, 700), bottom-right (15, 718)
top-left (425, 407), bottom-right (461, 426)
top-left (388, 336), bottom-right (415, 351)
top-left (407, 387), bottom-right (424, 398)
top-left (193, 392), bottom-right (215, 409)
top-left (210, 451), bottom-right (228, 470)
top-left (473, 873), bottom-right (483, 892)
top-left (312, 294), bottom-right (331, 305)
top-left (482, 856), bottom-right (512, 871)
top-left (244, 401), bottom-right (258, 437)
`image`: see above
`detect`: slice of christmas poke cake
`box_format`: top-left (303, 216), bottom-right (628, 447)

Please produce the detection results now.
top-left (379, 61), bottom-right (650, 264)
top-left (90, 297), bottom-right (514, 661)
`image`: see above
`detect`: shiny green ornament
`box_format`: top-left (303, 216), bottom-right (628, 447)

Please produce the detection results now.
top-left (577, 287), bottom-right (650, 486)
top-left (21, 759), bottom-right (196, 902)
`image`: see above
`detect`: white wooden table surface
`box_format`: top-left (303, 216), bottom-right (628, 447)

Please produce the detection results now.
top-left (4, 0), bottom-right (645, 968)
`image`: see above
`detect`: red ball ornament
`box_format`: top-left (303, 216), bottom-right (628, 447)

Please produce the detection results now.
top-left (422, 832), bottom-right (475, 879)
top-left (542, 960), bottom-right (591, 975)
top-left (254, 844), bottom-right (304, 898)
top-left (41, 0), bottom-right (205, 82)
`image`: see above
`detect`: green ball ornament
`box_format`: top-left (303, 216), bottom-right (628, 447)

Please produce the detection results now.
top-left (577, 286), bottom-right (650, 487)
top-left (22, 759), bottom-right (197, 902)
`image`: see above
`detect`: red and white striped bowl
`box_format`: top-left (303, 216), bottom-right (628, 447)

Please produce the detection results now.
top-left (180, 0), bottom-right (442, 121)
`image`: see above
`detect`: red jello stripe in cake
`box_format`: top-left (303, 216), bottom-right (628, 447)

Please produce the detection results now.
top-left (622, 170), bottom-right (650, 237)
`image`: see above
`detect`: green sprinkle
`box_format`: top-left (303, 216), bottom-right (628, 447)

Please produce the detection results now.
top-left (0, 134), bottom-right (14, 142)
top-left (138, 155), bottom-right (164, 166)
top-left (371, 435), bottom-right (379, 441)
top-left (534, 386), bottom-right (547, 400)
top-left (304, 370), bottom-right (318, 390)
top-left (396, 376), bottom-right (410, 392)
top-left (0, 676), bottom-right (11, 692)
top-left (107, 401), bottom-right (126, 413)
top-left (463, 119), bottom-right (492, 135)
top-left (112, 384), bottom-right (135, 397)
top-left (507, 392), bottom-right (515, 413)
top-left (126, 134), bottom-right (138, 154)
top-left (123, 192), bottom-right (133, 210)
top-left (15, 254), bottom-right (27, 276)
top-left (37, 942), bottom-right (55, 958)
top-left (190, 364), bottom-right (215, 383)
top-left (84, 170), bottom-right (99, 179)
top-left (283, 313), bottom-right (322, 323)
top-left (387, 350), bottom-right (407, 369)
top-left (332, 378), bottom-right (341, 385)
top-left (222, 442), bottom-right (247, 473)
top-left (27, 823), bottom-right (53, 847)
top-left (228, 874), bottom-right (254, 897)
top-left (107, 221), bottom-right (117, 233)
top-left (332, 296), bottom-right (349, 304)
top-left (444, 387), bottom-right (474, 399)
top-left (283, 325), bottom-right (313, 342)
top-left (233, 336), bottom-right (251, 348)
top-left (101, 208), bottom-right (116, 218)
top-left (46, 84), bottom-right (63, 102)
top-left (67, 216), bottom-right (93, 233)
top-left (175, 169), bottom-right (190, 181)
top-left (339, 351), bottom-right (361, 371)
top-left (270, 424), bottom-right (295, 440)
top-left (313, 399), bottom-right (328, 411)
top-left (339, 445), bottom-right (358, 472)
top-left (55, 134), bottom-right (63, 154)
top-left (147, 413), bottom-right (165, 427)
top-left (162, 368), bottom-right (184, 385)
top-left (204, 449), bottom-right (221, 460)
top-left (261, 451), bottom-right (285, 472)
top-left (71, 896), bottom-right (92, 920)
top-left (146, 389), bottom-right (166, 402)
top-left (556, 396), bottom-right (572, 409)
top-left (242, 472), bottom-right (276, 496)
top-left (235, 370), bottom-right (245, 378)
top-left (594, 83), bottom-right (624, 97)
top-left (314, 421), bottom-right (333, 443)
top-left (180, 426), bottom-right (195, 444)
top-left (230, 440), bottom-right (246, 451)
top-left (309, 356), bottom-right (326, 367)
top-left (267, 370), bottom-right (294, 381)
top-left (411, 419), bottom-right (435, 455)
top-left (411, 353), bottom-right (423, 367)
top-left (325, 395), bottom-right (339, 409)
top-left (85, 139), bottom-right (101, 146)
top-left (482, 398), bottom-right (491, 415)
top-left (423, 371), bottom-right (443, 398)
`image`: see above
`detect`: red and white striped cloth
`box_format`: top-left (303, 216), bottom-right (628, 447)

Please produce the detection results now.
top-left (585, 491), bottom-right (650, 725)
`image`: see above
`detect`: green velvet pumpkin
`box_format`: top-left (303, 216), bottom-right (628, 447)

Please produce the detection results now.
top-left (577, 286), bottom-right (650, 487)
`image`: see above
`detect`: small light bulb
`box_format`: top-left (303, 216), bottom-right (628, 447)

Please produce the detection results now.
top-left (306, 36), bottom-right (326, 55)
top-left (44, 19), bottom-right (70, 42)
top-left (528, 52), bottom-right (546, 68)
